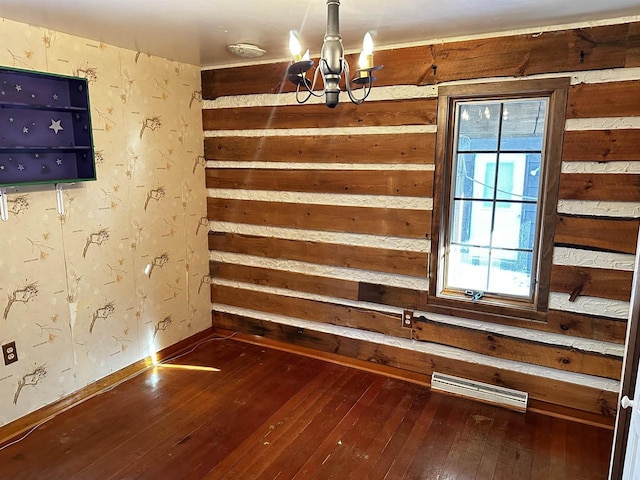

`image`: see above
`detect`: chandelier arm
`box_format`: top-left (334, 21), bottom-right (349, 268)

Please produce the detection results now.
top-left (344, 60), bottom-right (371, 105)
top-left (295, 85), bottom-right (314, 104)
top-left (319, 57), bottom-right (336, 94)
top-left (307, 65), bottom-right (325, 97)
top-left (294, 64), bottom-right (325, 103)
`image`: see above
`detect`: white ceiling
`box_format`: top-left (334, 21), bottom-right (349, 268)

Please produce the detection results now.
top-left (2, 0), bottom-right (639, 68)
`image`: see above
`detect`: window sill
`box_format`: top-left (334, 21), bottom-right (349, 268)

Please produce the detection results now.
top-left (425, 294), bottom-right (548, 327)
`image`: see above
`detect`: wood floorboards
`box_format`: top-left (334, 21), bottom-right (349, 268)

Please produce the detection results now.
top-left (0, 337), bottom-right (613, 479)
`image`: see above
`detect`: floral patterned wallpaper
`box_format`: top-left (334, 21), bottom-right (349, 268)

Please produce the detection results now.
top-left (0, 17), bottom-right (209, 426)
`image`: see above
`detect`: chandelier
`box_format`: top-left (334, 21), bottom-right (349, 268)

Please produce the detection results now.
top-left (286, 0), bottom-right (382, 108)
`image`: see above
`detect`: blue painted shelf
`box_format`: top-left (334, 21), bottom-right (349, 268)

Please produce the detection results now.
top-left (0, 67), bottom-right (96, 187)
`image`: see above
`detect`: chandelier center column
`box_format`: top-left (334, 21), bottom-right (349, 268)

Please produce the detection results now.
top-left (321, 0), bottom-right (344, 108)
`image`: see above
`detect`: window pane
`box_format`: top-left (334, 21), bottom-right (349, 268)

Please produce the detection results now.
top-left (523, 154), bottom-right (542, 201)
top-left (492, 202), bottom-right (537, 251)
top-left (453, 153), bottom-right (475, 198)
top-left (500, 100), bottom-right (547, 151)
top-left (457, 103), bottom-right (501, 151)
top-left (495, 153), bottom-right (541, 201)
top-left (446, 245), bottom-right (489, 292)
top-left (487, 249), bottom-right (533, 297)
top-left (454, 153), bottom-right (497, 199)
top-left (520, 203), bottom-right (538, 250)
top-left (451, 199), bottom-right (491, 247)
top-left (492, 160), bottom-right (514, 201)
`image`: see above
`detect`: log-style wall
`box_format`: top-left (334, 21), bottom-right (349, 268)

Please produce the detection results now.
top-left (203, 20), bottom-right (640, 421)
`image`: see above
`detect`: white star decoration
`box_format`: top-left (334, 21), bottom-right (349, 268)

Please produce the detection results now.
top-left (56, 158), bottom-right (63, 166)
top-left (22, 127), bottom-right (29, 134)
top-left (49, 119), bottom-right (63, 135)
top-left (0, 165), bottom-right (4, 170)
top-left (9, 118), bottom-right (13, 123)
top-left (17, 164), bottom-right (24, 171)
top-left (15, 84), bottom-right (22, 91)
top-left (53, 94), bottom-right (58, 100)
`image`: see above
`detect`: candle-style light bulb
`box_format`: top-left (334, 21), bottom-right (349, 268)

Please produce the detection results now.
top-left (358, 51), bottom-right (368, 70)
top-left (302, 49), bottom-right (310, 61)
top-left (289, 31), bottom-right (302, 62)
top-left (363, 32), bottom-right (374, 56)
top-left (358, 32), bottom-right (375, 77)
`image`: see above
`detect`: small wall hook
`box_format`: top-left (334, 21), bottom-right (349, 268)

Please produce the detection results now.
top-left (0, 188), bottom-right (8, 221)
top-left (55, 184), bottom-right (65, 216)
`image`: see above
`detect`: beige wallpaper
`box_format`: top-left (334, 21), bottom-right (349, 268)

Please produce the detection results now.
top-left (0, 17), bottom-right (209, 426)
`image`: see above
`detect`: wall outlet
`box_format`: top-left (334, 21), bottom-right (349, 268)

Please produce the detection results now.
top-left (2, 341), bottom-right (18, 366)
top-left (402, 310), bottom-right (414, 328)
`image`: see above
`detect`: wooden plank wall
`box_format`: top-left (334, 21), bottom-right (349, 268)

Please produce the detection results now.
top-left (202, 21), bottom-right (640, 420)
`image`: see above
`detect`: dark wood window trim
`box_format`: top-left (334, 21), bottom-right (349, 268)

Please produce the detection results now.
top-left (428, 78), bottom-right (570, 324)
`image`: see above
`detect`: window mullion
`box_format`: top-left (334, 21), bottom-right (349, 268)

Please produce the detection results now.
top-left (485, 102), bottom-right (506, 293)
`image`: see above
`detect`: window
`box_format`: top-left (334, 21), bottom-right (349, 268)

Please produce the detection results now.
top-left (429, 79), bottom-right (569, 320)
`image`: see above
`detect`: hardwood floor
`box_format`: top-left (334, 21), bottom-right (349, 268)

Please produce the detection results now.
top-left (0, 336), bottom-right (613, 479)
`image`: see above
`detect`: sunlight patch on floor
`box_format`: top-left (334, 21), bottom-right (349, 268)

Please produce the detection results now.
top-left (156, 364), bottom-right (221, 372)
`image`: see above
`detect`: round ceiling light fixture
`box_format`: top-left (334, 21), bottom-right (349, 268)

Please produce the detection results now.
top-left (226, 43), bottom-right (267, 58)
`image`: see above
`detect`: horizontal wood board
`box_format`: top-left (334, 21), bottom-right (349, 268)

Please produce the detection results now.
top-left (212, 284), bottom-right (409, 339)
top-left (204, 133), bottom-right (436, 164)
top-left (559, 173), bottom-right (640, 202)
top-left (554, 215), bottom-right (639, 255)
top-left (563, 129), bottom-right (640, 161)
top-left (412, 317), bottom-right (622, 379)
top-left (550, 264), bottom-right (633, 302)
top-left (567, 80), bottom-right (640, 118)
top-left (208, 232), bottom-right (429, 277)
top-left (202, 99), bottom-right (436, 130)
top-left (207, 198), bottom-right (431, 239)
top-left (206, 168), bottom-right (434, 196)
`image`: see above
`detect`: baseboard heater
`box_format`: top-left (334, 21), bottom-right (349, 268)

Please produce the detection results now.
top-left (431, 372), bottom-right (528, 412)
